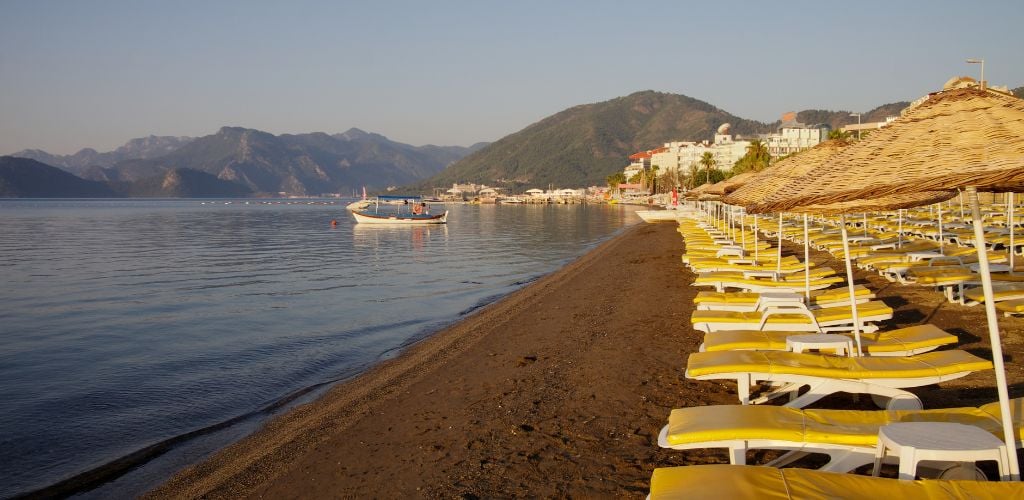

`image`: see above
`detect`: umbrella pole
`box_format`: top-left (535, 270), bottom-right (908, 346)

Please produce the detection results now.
top-left (777, 213), bottom-right (784, 273)
top-left (754, 216), bottom-right (759, 264)
top-left (1009, 192), bottom-right (1015, 274)
top-left (937, 203), bottom-right (944, 256)
top-left (863, 213), bottom-right (868, 238)
top-left (804, 214), bottom-right (811, 302)
top-left (741, 208), bottom-right (746, 253)
top-left (966, 186), bottom-right (1021, 479)
top-left (898, 209), bottom-right (904, 249)
top-left (840, 214), bottom-right (863, 356)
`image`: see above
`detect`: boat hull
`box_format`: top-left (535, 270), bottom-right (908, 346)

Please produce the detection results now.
top-left (351, 210), bottom-right (448, 224)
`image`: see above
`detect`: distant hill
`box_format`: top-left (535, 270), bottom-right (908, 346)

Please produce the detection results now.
top-left (1013, 86), bottom-right (1024, 99)
top-left (110, 168), bottom-right (252, 197)
top-left (793, 102), bottom-right (910, 130)
top-left (101, 127), bottom-right (482, 196)
top-left (424, 90), bottom-right (773, 189)
top-left (422, 91), bottom-right (916, 189)
top-left (0, 156), bottom-right (117, 197)
top-left (13, 136), bottom-right (195, 175)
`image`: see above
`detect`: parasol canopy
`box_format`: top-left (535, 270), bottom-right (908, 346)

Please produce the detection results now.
top-left (755, 83), bottom-right (1024, 213)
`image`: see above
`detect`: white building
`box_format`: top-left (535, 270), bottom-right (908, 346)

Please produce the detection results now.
top-left (628, 124), bottom-right (751, 176)
top-left (766, 112), bottom-right (829, 157)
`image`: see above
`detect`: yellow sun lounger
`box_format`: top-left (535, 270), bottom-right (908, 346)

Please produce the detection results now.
top-left (963, 285), bottom-right (1024, 306)
top-left (657, 398), bottom-right (1023, 474)
top-left (998, 299), bottom-right (1024, 317)
top-left (648, 464), bottom-right (1024, 500)
top-left (694, 286), bottom-right (875, 312)
top-left (700, 324), bottom-right (957, 357)
top-left (692, 274), bottom-right (845, 293)
top-left (685, 349), bottom-right (992, 409)
top-left (691, 301), bottom-right (893, 334)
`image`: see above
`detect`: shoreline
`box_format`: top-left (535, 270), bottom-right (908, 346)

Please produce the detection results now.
top-left (146, 221), bottom-right (705, 497)
top-left (147, 220), bottom-right (1024, 496)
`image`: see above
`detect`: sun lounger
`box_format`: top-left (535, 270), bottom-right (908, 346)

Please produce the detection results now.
top-left (657, 398), bottom-right (1023, 473)
top-left (962, 284), bottom-right (1024, 306)
top-left (648, 464), bottom-right (1024, 499)
top-left (685, 349), bottom-right (992, 409)
top-left (998, 299), bottom-right (1024, 317)
top-left (693, 285), bottom-right (874, 312)
top-left (690, 301), bottom-right (893, 334)
top-left (692, 274), bottom-right (845, 293)
top-left (699, 324), bottom-right (957, 357)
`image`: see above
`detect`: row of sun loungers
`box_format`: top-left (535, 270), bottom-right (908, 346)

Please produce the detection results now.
top-left (645, 209), bottom-right (1019, 496)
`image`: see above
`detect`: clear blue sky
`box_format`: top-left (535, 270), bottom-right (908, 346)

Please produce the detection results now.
top-left (2, 0), bottom-right (1022, 155)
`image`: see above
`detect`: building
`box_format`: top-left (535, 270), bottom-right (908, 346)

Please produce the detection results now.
top-left (626, 124), bottom-right (752, 177)
top-left (766, 112), bottom-right (829, 157)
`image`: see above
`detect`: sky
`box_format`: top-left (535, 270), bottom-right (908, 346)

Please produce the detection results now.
top-left (2, 0), bottom-right (1022, 155)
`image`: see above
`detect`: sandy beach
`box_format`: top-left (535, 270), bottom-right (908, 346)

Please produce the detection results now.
top-left (148, 220), bottom-right (1024, 498)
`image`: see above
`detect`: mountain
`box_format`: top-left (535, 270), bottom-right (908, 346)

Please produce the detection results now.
top-left (423, 91), bottom-right (773, 189)
top-left (422, 92), bottom-right (916, 189)
top-left (793, 102), bottom-right (910, 130)
top-left (111, 168), bottom-right (252, 197)
top-left (101, 127), bottom-right (481, 195)
top-left (0, 156), bottom-right (117, 197)
top-left (13, 136), bottom-right (195, 175)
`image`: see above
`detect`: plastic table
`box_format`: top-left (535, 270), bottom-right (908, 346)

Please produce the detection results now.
top-left (871, 422), bottom-right (1010, 480)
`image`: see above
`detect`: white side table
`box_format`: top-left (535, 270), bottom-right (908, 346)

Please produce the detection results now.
top-left (785, 334), bottom-right (854, 357)
top-left (871, 422), bottom-right (1010, 480)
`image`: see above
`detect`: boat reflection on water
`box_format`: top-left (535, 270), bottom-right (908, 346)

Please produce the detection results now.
top-left (352, 223), bottom-right (449, 253)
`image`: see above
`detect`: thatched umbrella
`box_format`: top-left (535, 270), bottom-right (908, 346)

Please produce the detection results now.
top-left (756, 85), bottom-right (1024, 213)
top-left (751, 82), bottom-right (1024, 479)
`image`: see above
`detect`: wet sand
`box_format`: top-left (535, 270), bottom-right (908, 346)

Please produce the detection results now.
top-left (149, 221), bottom-right (1024, 498)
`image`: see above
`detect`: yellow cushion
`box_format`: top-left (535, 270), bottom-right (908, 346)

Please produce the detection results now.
top-left (963, 286), bottom-right (1024, 303)
top-left (809, 285), bottom-right (873, 303)
top-left (693, 292), bottom-right (760, 305)
top-left (663, 402), bottom-right (1010, 448)
top-left (856, 324), bottom-right (957, 353)
top-left (691, 302), bottom-right (892, 326)
top-left (686, 350), bottom-right (992, 379)
top-left (649, 465), bottom-right (1024, 500)
top-left (996, 299), bottom-right (1024, 313)
top-left (702, 325), bottom-right (955, 355)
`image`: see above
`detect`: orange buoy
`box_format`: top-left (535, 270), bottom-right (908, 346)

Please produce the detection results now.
top-left (330, 219), bottom-right (338, 227)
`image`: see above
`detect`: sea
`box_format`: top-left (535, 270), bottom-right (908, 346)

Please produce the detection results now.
top-left (0, 199), bottom-right (641, 498)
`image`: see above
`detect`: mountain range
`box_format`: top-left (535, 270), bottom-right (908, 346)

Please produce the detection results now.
top-left (4, 128), bottom-right (486, 197)
top-left (7, 85), bottom-right (1021, 198)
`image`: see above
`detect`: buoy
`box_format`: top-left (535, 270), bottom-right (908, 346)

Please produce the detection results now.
top-left (330, 219), bottom-right (338, 227)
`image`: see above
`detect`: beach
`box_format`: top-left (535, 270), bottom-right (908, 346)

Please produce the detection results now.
top-left (149, 220), bottom-right (1024, 498)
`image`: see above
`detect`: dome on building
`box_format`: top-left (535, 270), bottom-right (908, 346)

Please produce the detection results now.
top-left (717, 123), bottom-right (731, 134)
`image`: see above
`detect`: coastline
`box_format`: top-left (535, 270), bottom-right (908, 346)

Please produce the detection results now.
top-left (147, 221), bottom-right (715, 497)
top-left (146, 220), bottom-right (1024, 497)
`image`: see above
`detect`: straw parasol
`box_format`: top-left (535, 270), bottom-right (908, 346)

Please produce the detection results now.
top-left (704, 171), bottom-right (759, 196)
top-left (756, 84), bottom-right (1024, 214)
top-left (723, 139), bottom-right (851, 208)
top-left (753, 80), bottom-right (1024, 479)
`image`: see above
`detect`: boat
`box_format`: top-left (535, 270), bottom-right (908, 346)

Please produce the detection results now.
top-left (351, 195), bottom-right (448, 224)
top-left (346, 186), bottom-right (372, 211)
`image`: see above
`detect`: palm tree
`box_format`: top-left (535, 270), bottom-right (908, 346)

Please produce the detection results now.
top-left (745, 139), bottom-right (770, 172)
top-left (687, 163), bottom-right (700, 189)
top-left (606, 172), bottom-right (626, 193)
top-left (699, 152), bottom-right (716, 186)
top-left (828, 129), bottom-right (851, 141)
top-left (649, 165), bottom-right (660, 193)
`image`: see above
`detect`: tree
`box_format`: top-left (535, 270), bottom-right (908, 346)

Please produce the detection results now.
top-left (731, 139), bottom-right (770, 175)
top-left (649, 165), bottom-right (660, 193)
top-left (687, 163), bottom-right (700, 189)
top-left (699, 152), bottom-right (716, 185)
top-left (828, 129), bottom-right (851, 141)
top-left (606, 172), bottom-right (626, 192)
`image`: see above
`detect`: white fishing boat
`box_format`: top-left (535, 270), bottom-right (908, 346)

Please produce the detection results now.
top-left (351, 195), bottom-right (448, 224)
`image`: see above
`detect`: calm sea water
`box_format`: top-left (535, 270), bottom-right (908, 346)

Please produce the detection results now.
top-left (0, 199), bottom-right (640, 498)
